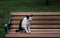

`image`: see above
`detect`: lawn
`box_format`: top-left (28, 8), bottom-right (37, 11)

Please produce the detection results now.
top-left (0, 0), bottom-right (60, 38)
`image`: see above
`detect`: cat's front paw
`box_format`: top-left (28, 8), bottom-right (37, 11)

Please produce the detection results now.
top-left (28, 30), bottom-right (31, 33)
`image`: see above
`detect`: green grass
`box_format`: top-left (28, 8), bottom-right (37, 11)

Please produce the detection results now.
top-left (11, 5), bottom-right (60, 12)
top-left (0, 0), bottom-right (60, 38)
top-left (0, 29), bottom-right (5, 38)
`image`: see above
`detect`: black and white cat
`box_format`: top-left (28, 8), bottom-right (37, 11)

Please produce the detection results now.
top-left (16, 14), bottom-right (33, 33)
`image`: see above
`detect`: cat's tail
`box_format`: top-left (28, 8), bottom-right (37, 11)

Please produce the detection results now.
top-left (15, 30), bottom-right (19, 32)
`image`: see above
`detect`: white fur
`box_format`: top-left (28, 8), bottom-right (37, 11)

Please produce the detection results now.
top-left (21, 16), bottom-right (32, 33)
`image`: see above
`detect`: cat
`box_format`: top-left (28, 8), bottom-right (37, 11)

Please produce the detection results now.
top-left (16, 14), bottom-right (33, 33)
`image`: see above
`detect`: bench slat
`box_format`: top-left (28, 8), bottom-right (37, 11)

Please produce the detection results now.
top-left (11, 12), bottom-right (60, 15)
top-left (10, 25), bottom-right (60, 29)
top-left (12, 16), bottom-right (60, 20)
top-left (11, 20), bottom-right (60, 25)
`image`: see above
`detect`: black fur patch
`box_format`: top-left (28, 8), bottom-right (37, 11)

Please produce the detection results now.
top-left (16, 19), bottom-right (23, 32)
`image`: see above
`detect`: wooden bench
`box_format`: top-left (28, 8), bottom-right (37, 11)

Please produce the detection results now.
top-left (5, 12), bottom-right (60, 38)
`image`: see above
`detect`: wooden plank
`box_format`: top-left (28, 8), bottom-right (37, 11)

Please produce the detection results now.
top-left (11, 12), bottom-right (60, 15)
top-left (11, 20), bottom-right (60, 25)
top-left (9, 29), bottom-right (60, 32)
top-left (6, 33), bottom-right (60, 38)
top-left (10, 25), bottom-right (60, 29)
top-left (11, 16), bottom-right (60, 20)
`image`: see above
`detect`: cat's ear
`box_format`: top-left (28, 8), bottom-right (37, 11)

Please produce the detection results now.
top-left (30, 14), bottom-right (33, 17)
top-left (26, 15), bottom-right (29, 19)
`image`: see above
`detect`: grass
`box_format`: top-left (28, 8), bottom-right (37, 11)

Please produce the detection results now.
top-left (0, 29), bottom-right (5, 38)
top-left (0, 0), bottom-right (60, 38)
top-left (12, 5), bottom-right (60, 12)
